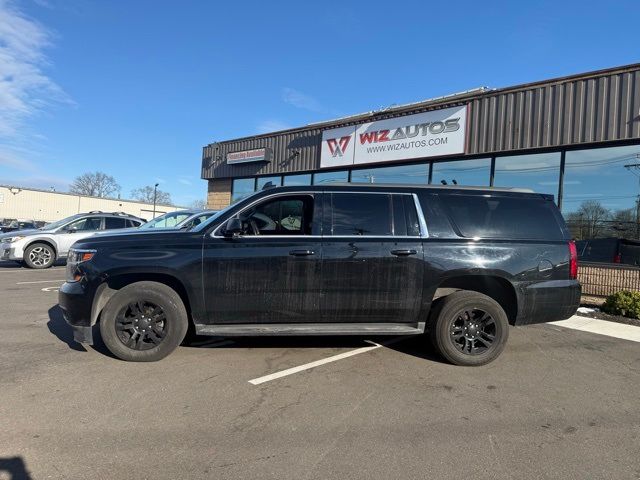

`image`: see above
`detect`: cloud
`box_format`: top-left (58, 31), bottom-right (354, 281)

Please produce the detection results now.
top-left (256, 119), bottom-right (292, 134)
top-left (178, 178), bottom-right (192, 185)
top-left (282, 87), bottom-right (325, 113)
top-left (0, 0), bottom-right (71, 139)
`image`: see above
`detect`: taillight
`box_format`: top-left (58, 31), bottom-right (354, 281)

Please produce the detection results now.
top-left (614, 253), bottom-right (621, 263)
top-left (569, 241), bottom-right (578, 279)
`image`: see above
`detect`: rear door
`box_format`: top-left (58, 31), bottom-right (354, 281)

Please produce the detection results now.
top-left (321, 191), bottom-right (424, 323)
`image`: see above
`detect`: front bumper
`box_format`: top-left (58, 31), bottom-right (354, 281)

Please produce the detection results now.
top-left (59, 281), bottom-right (95, 344)
top-left (1, 242), bottom-right (24, 261)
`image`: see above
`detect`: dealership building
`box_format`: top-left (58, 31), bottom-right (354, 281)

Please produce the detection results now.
top-left (202, 64), bottom-right (640, 225)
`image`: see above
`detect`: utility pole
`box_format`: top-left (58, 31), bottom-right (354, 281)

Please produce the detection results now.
top-left (152, 183), bottom-right (159, 219)
top-left (624, 159), bottom-right (640, 240)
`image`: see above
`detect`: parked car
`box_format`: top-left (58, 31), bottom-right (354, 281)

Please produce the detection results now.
top-left (59, 184), bottom-right (580, 365)
top-left (0, 220), bottom-right (38, 233)
top-left (0, 211), bottom-right (144, 269)
top-left (575, 237), bottom-right (640, 266)
top-left (92, 210), bottom-right (219, 236)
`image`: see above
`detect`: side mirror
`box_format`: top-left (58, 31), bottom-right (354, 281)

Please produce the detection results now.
top-left (223, 218), bottom-right (243, 238)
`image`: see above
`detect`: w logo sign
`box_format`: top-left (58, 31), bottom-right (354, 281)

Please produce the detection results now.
top-left (326, 136), bottom-right (351, 157)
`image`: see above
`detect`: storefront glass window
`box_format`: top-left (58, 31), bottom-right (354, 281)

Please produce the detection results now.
top-left (283, 173), bottom-right (312, 186)
top-left (431, 158), bottom-right (491, 186)
top-left (350, 163), bottom-right (429, 184)
top-left (313, 170), bottom-right (348, 184)
top-left (231, 178), bottom-right (256, 203)
top-left (494, 152), bottom-right (561, 198)
top-left (562, 145), bottom-right (640, 239)
top-left (256, 176), bottom-right (282, 191)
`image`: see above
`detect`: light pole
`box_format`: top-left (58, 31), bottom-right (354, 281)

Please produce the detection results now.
top-left (152, 183), bottom-right (159, 219)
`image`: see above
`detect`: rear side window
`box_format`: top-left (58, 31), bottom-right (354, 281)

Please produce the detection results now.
top-left (441, 194), bottom-right (564, 240)
top-left (104, 217), bottom-right (127, 229)
top-left (331, 193), bottom-right (392, 236)
top-left (126, 219), bottom-right (142, 228)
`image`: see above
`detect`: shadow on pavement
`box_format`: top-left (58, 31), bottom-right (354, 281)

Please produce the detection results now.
top-left (0, 259), bottom-right (66, 269)
top-left (0, 456), bottom-right (33, 480)
top-left (47, 305), bottom-right (86, 352)
top-left (183, 333), bottom-right (448, 364)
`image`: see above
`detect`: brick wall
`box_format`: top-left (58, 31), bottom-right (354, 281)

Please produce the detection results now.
top-left (207, 179), bottom-right (232, 210)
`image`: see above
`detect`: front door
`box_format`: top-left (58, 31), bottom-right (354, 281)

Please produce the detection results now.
top-left (202, 193), bottom-right (323, 324)
top-left (56, 216), bottom-right (104, 256)
top-left (321, 192), bottom-right (424, 323)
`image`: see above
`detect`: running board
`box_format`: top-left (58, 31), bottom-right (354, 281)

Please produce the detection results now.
top-left (195, 322), bottom-right (425, 336)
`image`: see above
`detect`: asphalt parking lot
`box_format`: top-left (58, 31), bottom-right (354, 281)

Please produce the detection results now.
top-left (1, 263), bottom-right (640, 480)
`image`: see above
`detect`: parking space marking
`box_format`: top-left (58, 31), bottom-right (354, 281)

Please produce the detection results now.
top-left (549, 315), bottom-right (640, 343)
top-left (248, 338), bottom-right (408, 385)
top-left (16, 279), bottom-right (65, 284)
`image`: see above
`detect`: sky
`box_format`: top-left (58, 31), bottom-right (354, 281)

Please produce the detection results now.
top-left (0, 0), bottom-right (639, 207)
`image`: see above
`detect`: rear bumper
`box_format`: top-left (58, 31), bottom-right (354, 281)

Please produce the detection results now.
top-left (515, 279), bottom-right (581, 326)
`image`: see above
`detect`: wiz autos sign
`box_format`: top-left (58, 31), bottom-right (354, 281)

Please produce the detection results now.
top-left (320, 105), bottom-right (467, 168)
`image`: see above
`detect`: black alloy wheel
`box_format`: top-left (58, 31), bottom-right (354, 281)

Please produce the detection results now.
top-left (449, 308), bottom-right (496, 355)
top-left (115, 300), bottom-right (168, 350)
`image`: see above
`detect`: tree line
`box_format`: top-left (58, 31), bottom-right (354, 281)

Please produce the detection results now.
top-left (69, 171), bottom-right (173, 205)
top-left (565, 200), bottom-right (638, 240)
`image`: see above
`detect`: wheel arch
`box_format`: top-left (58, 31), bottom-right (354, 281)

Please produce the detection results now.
top-left (91, 273), bottom-right (193, 327)
top-left (432, 275), bottom-right (518, 325)
top-left (24, 238), bottom-right (58, 258)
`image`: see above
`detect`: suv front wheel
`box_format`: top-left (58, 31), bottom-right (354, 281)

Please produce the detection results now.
top-left (429, 291), bottom-right (509, 366)
top-left (24, 243), bottom-right (56, 269)
top-left (99, 281), bottom-right (188, 362)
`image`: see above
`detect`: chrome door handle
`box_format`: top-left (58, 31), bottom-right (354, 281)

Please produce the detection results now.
top-left (390, 249), bottom-right (417, 256)
top-left (289, 249), bottom-right (315, 256)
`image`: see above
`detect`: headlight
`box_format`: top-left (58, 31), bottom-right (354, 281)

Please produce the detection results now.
top-left (66, 248), bottom-right (96, 282)
top-left (4, 235), bottom-right (25, 243)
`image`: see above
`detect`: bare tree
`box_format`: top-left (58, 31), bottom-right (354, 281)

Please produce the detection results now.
top-left (131, 186), bottom-right (172, 205)
top-left (574, 200), bottom-right (611, 239)
top-left (189, 199), bottom-right (207, 209)
top-left (69, 172), bottom-right (120, 198)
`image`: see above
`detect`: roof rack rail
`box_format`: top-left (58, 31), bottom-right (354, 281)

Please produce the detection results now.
top-left (88, 210), bottom-right (104, 214)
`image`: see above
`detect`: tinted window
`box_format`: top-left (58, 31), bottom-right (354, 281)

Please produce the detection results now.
top-left (432, 158), bottom-right (491, 186)
top-left (240, 195), bottom-right (313, 235)
top-left (126, 219), bottom-right (142, 228)
top-left (104, 217), bottom-right (127, 229)
top-left (231, 178), bottom-right (255, 203)
top-left (441, 194), bottom-right (564, 240)
top-left (331, 193), bottom-right (392, 236)
top-left (391, 195), bottom-right (420, 236)
top-left (313, 170), bottom-right (348, 185)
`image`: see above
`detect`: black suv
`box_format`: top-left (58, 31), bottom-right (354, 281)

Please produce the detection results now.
top-left (59, 184), bottom-right (580, 366)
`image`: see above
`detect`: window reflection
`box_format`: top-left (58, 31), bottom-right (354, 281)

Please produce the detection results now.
top-left (256, 176), bottom-right (282, 191)
top-left (431, 158), bottom-right (490, 186)
top-left (350, 163), bottom-right (429, 184)
top-left (494, 152), bottom-right (560, 198)
top-left (283, 174), bottom-right (312, 186)
top-left (231, 178), bottom-right (255, 203)
top-left (313, 170), bottom-right (348, 184)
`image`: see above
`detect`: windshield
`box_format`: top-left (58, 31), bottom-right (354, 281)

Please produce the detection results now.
top-left (139, 211), bottom-right (194, 229)
top-left (191, 204), bottom-right (237, 232)
top-left (40, 214), bottom-right (83, 231)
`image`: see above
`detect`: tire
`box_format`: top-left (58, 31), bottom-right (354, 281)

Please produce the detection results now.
top-left (99, 281), bottom-right (188, 362)
top-left (429, 291), bottom-right (509, 366)
top-left (23, 243), bottom-right (56, 269)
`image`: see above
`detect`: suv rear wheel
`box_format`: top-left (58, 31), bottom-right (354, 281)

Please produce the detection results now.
top-left (24, 243), bottom-right (55, 269)
top-left (429, 291), bottom-right (509, 366)
top-left (99, 281), bottom-right (188, 362)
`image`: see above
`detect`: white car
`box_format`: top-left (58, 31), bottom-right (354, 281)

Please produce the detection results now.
top-left (0, 211), bottom-right (144, 269)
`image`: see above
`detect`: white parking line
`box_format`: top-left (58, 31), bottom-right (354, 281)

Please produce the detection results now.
top-left (248, 338), bottom-right (409, 385)
top-left (549, 315), bottom-right (640, 343)
top-left (16, 279), bottom-right (65, 285)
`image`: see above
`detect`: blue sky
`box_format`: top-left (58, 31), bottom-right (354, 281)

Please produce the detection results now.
top-left (1, 0), bottom-right (639, 207)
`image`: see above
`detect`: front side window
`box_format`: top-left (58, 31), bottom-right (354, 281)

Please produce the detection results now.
top-left (65, 217), bottom-right (103, 232)
top-left (331, 193), bottom-right (392, 236)
top-left (239, 195), bottom-right (313, 235)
